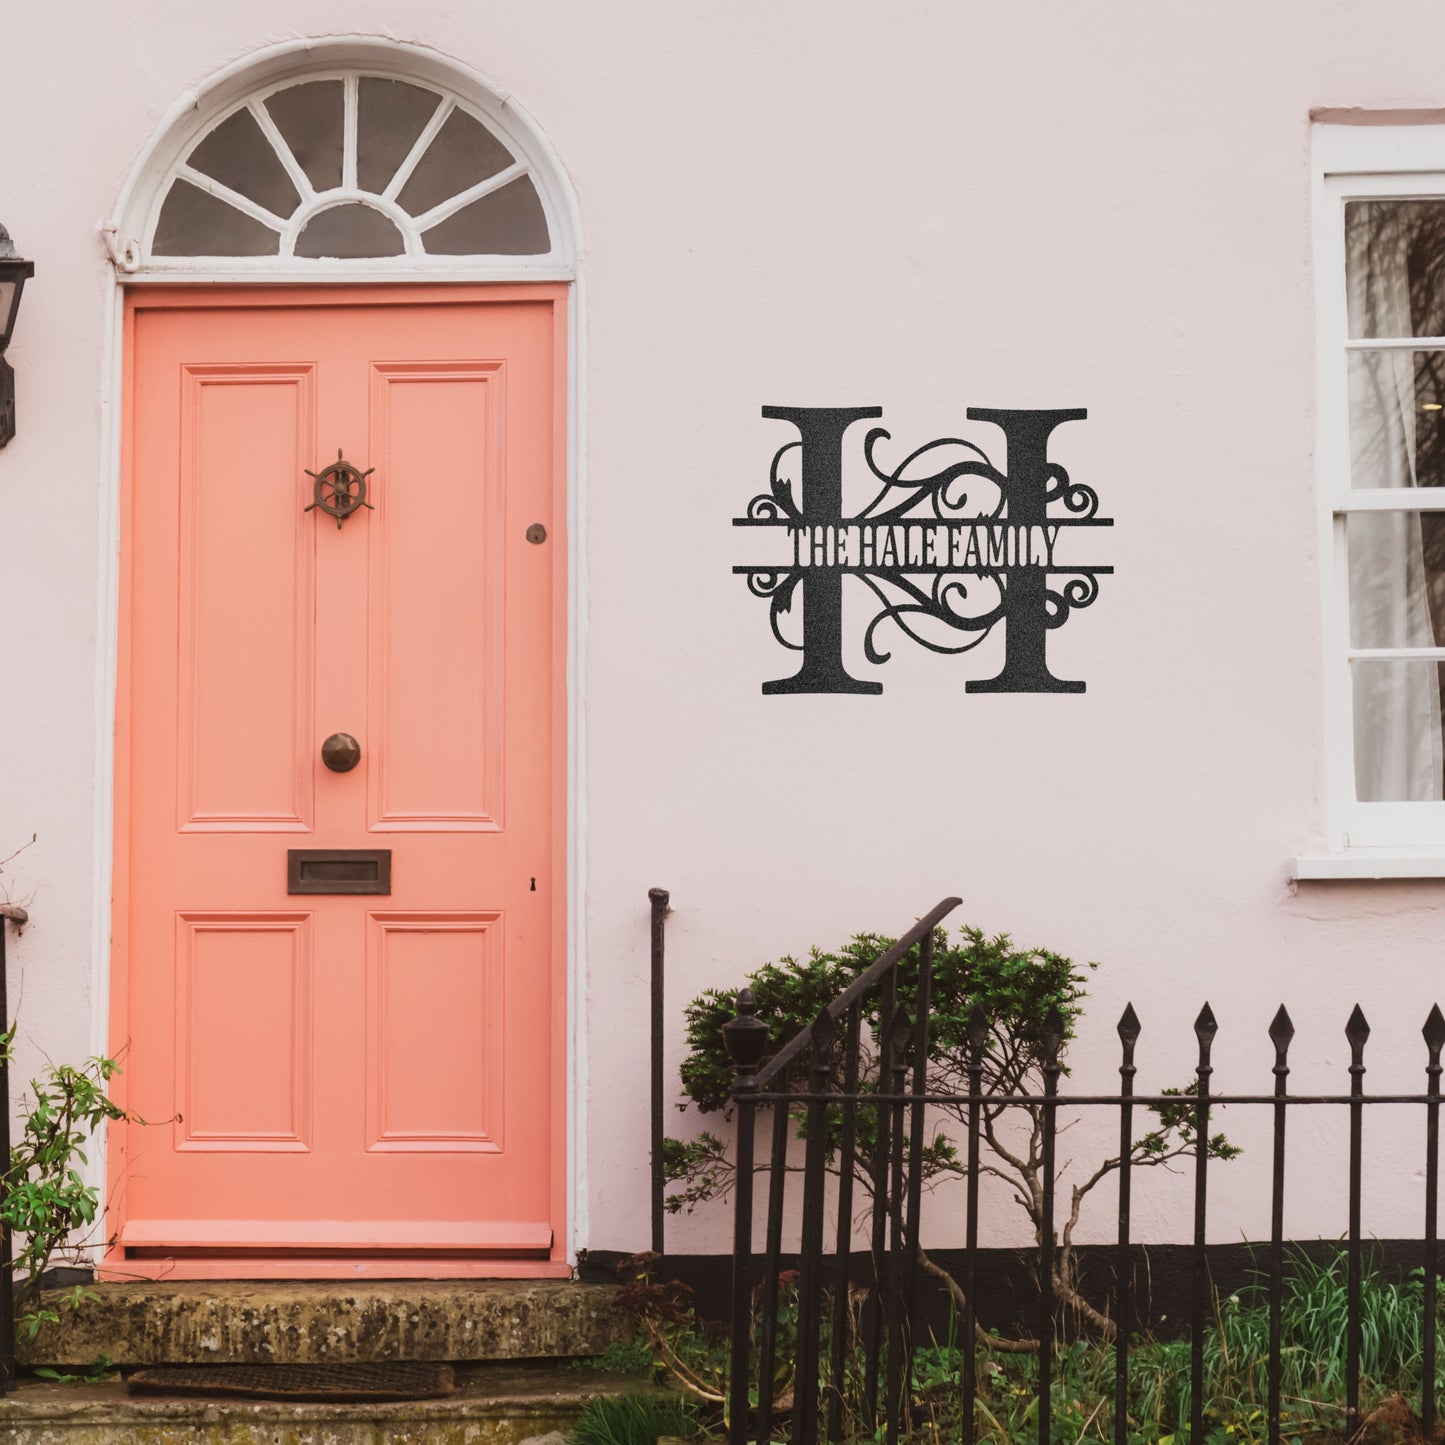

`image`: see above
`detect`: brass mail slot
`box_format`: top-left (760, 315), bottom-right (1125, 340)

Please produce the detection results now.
top-left (287, 849), bottom-right (392, 895)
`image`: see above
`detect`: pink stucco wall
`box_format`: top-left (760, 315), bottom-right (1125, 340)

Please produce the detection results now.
top-left (3, 1), bottom-right (1444, 1259)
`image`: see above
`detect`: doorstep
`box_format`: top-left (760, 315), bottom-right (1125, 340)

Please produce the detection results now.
top-left (0, 1361), bottom-right (656, 1445)
top-left (18, 1280), bottom-right (629, 1369)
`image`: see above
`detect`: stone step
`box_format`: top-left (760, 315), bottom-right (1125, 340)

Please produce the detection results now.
top-left (0, 1362), bottom-right (658, 1444)
top-left (18, 1281), bottom-right (629, 1368)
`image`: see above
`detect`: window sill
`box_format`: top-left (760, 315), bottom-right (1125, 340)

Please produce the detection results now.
top-left (1290, 850), bottom-right (1445, 880)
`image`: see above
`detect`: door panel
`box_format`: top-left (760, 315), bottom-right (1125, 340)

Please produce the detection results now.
top-left (177, 365), bottom-right (316, 830)
top-left (367, 361), bottom-right (505, 830)
top-left (174, 914), bottom-right (311, 1150)
top-left (116, 290), bottom-right (562, 1265)
top-left (365, 913), bottom-right (504, 1151)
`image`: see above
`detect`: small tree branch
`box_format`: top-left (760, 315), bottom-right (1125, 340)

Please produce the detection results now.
top-left (915, 1246), bottom-right (1038, 1354)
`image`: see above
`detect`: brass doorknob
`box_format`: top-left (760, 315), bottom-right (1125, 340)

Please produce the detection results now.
top-left (321, 732), bottom-right (361, 773)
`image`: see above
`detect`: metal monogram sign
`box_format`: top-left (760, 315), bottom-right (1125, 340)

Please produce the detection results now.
top-left (734, 406), bottom-right (1111, 696)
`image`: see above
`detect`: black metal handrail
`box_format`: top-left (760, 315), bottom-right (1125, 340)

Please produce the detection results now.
top-left (719, 907), bottom-right (1445, 1445)
top-left (721, 896), bottom-right (961, 1445)
top-left (750, 898), bottom-right (961, 1092)
top-left (650, 887), bottom-right (671, 1257)
top-left (0, 904), bottom-right (26, 1394)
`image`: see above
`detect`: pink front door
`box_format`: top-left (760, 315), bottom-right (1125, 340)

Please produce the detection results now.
top-left (109, 286), bottom-right (567, 1276)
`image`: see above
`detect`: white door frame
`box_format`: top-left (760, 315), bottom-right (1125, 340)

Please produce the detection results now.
top-left (90, 34), bottom-right (591, 1262)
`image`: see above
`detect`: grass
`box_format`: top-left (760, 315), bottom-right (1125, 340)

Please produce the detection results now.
top-left (591, 1246), bottom-right (1445, 1443)
top-left (568, 1389), bottom-right (703, 1445)
top-left (901, 1248), bottom-right (1443, 1444)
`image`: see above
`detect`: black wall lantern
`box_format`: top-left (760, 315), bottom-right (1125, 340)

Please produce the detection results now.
top-left (0, 225), bottom-right (34, 449)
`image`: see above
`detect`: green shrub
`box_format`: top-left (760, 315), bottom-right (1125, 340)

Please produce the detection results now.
top-left (668, 924), bottom-right (1235, 1343)
top-left (0, 1045), bottom-right (133, 1334)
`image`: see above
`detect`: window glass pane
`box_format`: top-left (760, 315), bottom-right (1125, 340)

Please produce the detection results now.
top-left (265, 81), bottom-right (343, 193)
top-left (188, 109), bottom-right (299, 219)
top-left (1349, 349), bottom-right (1445, 488)
top-left (153, 181), bottom-right (281, 256)
top-left (1347, 511), bottom-right (1445, 647)
top-left (397, 110), bottom-right (513, 218)
top-left (1347, 199), bottom-right (1445, 339)
top-left (422, 176), bottom-right (549, 255)
top-left (356, 79), bottom-right (441, 195)
top-left (294, 204), bottom-right (405, 259)
top-left (1352, 659), bottom-right (1445, 800)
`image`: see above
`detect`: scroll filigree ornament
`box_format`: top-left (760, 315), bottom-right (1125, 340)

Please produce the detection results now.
top-left (858, 427), bottom-right (1008, 523)
top-left (743, 569), bottom-right (804, 652)
top-left (740, 440), bottom-right (804, 524)
top-left (859, 572), bottom-right (1007, 665)
top-left (1043, 462), bottom-right (1101, 521)
top-left (733, 405), bottom-right (1112, 696)
top-left (1045, 572), bottom-right (1103, 629)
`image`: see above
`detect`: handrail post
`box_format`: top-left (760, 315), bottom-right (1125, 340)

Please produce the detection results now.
top-left (1038, 1006), bottom-right (1064, 1445)
top-left (1344, 1005), bottom-right (1371, 1439)
top-left (648, 887), bottom-right (670, 1257)
top-left (722, 989), bottom-right (769, 1445)
top-left (1424, 1005), bottom-right (1445, 1439)
top-left (1189, 1005), bottom-right (1218, 1445)
top-left (0, 905), bottom-right (27, 1396)
top-left (795, 1009), bottom-right (836, 1445)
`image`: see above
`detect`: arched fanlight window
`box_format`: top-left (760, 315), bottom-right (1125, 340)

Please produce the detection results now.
top-left (135, 65), bottom-right (563, 269)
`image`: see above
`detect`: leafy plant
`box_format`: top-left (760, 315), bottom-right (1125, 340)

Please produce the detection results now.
top-left (667, 924), bottom-right (1237, 1345)
top-left (33, 1350), bottom-right (116, 1384)
top-left (0, 835), bottom-right (134, 1342)
top-left (0, 1039), bottom-right (133, 1329)
top-left (614, 1252), bottom-right (737, 1409)
top-left (575, 1338), bottom-right (659, 1375)
top-left (18, 1282), bottom-right (98, 1342)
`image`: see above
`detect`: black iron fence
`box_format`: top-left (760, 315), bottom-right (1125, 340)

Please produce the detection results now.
top-left (715, 895), bottom-right (1445, 1445)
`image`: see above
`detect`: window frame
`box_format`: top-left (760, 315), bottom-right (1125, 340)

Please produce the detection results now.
top-left (1314, 126), bottom-right (1445, 861)
top-left (143, 72), bottom-right (552, 268)
top-left (107, 38), bottom-right (578, 284)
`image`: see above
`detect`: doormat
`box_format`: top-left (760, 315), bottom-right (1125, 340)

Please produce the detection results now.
top-left (125, 1362), bottom-right (457, 1402)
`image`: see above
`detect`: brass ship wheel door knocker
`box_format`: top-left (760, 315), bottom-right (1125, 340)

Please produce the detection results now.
top-left (305, 450), bottom-right (375, 529)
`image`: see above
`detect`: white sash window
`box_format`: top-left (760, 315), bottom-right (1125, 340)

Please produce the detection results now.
top-left (1307, 127), bottom-right (1445, 872)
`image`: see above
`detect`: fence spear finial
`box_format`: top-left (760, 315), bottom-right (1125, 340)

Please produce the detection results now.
top-left (1269, 1005), bottom-right (1294, 1075)
top-left (810, 1006), bottom-right (837, 1052)
top-left (1425, 1004), bottom-right (1445, 1058)
top-left (887, 1005), bottom-right (914, 1064)
top-left (1194, 1002), bottom-right (1218, 1047)
top-left (1117, 1003), bottom-right (1141, 1048)
top-left (1042, 1004), bottom-right (1066, 1064)
top-left (966, 1001), bottom-right (989, 1056)
top-left (809, 1007), bottom-right (837, 1087)
top-left (1346, 1005), bottom-right (1371, 1065)
top-left (1269, 1004), bottom-right (1294, 1051)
